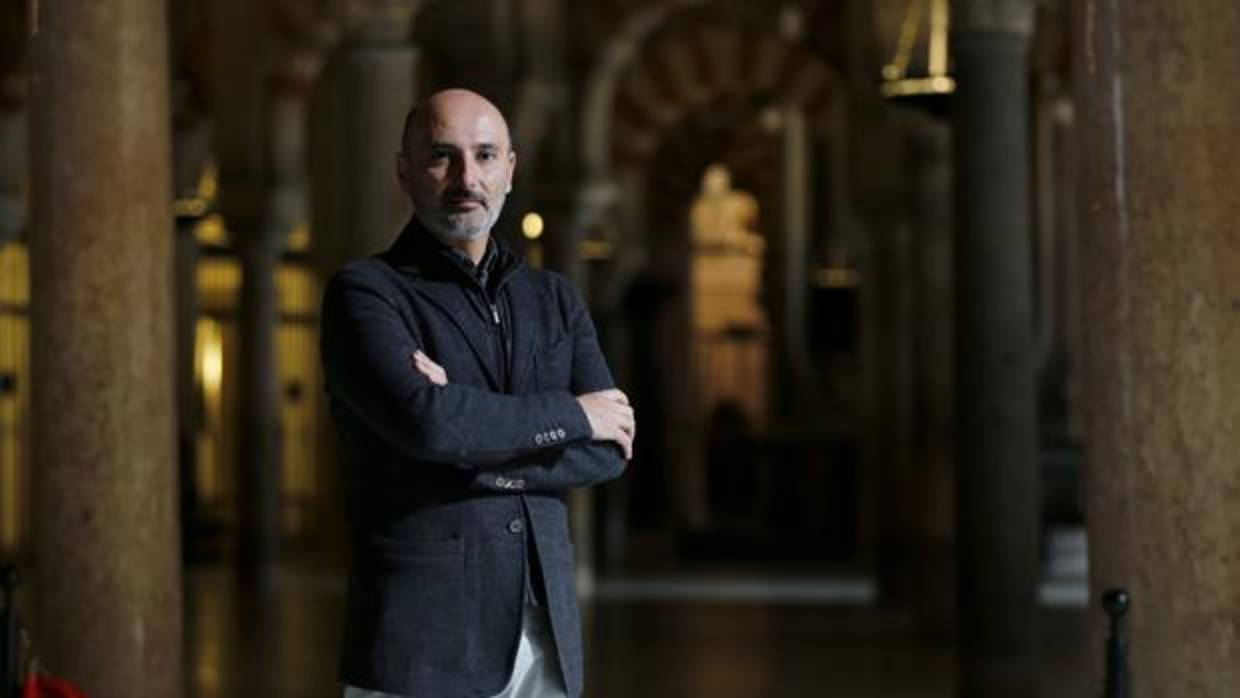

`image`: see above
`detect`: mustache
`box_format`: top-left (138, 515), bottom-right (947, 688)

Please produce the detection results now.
top-left (443, 189), bottom-right (486, 206)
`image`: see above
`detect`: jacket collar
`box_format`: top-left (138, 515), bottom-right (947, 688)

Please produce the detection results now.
top-left (383, 217), bottom-right (523, 291)
top-left (382, 217), bottom-right (531, 392)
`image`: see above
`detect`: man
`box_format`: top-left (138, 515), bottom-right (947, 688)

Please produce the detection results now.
top-left (320, 88), bottom-right (634, 698)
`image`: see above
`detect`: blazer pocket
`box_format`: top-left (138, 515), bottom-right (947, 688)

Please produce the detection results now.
top-left (533, 335), bottom-right (572, 390)
top-left (365, 536), bottom-right (466, 678)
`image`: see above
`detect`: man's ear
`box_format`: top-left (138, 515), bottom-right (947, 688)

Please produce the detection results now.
top-left (506, 149), bottom-right (517, 193)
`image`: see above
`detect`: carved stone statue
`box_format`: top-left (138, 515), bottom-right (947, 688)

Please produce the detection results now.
top-left (690, 163), bottom-right (764, 255)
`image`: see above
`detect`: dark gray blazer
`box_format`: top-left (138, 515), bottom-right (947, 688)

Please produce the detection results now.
top-left (320, 221), bottom-right (626, 697)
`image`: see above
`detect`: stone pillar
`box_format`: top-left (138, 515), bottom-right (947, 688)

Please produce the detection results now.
top-left (268, 51), bottom-right (323, 244)
top-left (851, 96), bottom-right (917, 609)
top-left (0, 0), bottom-right (24, 242)
top-left (866, 197), bottom-right (916, 606)
top-left (330, 3), bottom-right (419, 264)
top-left (0, 75), bottom-right (24, 243)
top-left (779, 105), bottom-right (825, 415)
top-left (906, 113), bottom-right (956, 636)
top-left (27, 1), bottom-right (183, 695)
top-left (208, 0), bottom-right (281, 586)
top-left (236, 229), bottom-right (282, 586)
top-left (307, 3), bottom-right (420, 572)
top-left (950, 1), bottom-right (1039, 695)
top-left (171, 80), bottom-right (211, 557)
top-left (1073, 3), bottom-right (1240, 695)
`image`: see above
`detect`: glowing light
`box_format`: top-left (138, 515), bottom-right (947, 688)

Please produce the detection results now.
top-left (287, 222), bottom-right (311, 252)
top-left (195, 214), bottom-right (229, 246)
top-left (522, 212), bottom-right (545, 240)
top-left (199, 322), bottom-right (223, 397)
top-left (880, 0), bottom-right (956, 99)
top-left (879, 76), bottom-right (956, 98)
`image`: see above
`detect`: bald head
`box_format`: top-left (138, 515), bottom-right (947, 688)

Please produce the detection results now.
top-left (396, 88), bottom-right (517, 259)
top-left (401, 88), bottom-right (512, 157)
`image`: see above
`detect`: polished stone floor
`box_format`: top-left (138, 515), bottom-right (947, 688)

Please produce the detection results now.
top-left (185, 563), bottom-right (1090, 698)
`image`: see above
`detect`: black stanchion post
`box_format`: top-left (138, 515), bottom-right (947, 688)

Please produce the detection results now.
top-left (1, 565), bottom-right (17, 698)
top-left (1102, 588), bottom-right (1131, 698)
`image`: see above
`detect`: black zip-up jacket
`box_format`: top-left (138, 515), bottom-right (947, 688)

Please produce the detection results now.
top-left (320, 219), bottom-right (626, 697)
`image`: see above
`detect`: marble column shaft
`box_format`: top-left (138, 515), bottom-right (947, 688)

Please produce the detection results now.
top-left (208, 0), bottom-right (281, 585)
top-left (779, 105), bottom-right (825, 416)
top-left (1073, 2), bottom-right (1240, 694)
top-left (0, 76), bottom-right (24, 243)
top-left (237, 230), bottom-right (283, 586)
top-left (951, 2), bottom-right (1040, 694)
top-left (311, 26), bottom-right (416, 272)
top-left (339, 41), bottom-right (416, 258)
top-left (908, 115), bottom-right (956, 634)
top-left (27, 1), bottom-right (182, 695)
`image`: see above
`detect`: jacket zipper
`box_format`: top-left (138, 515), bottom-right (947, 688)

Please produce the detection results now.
top-left (484, 294), bottom-right (508, 391)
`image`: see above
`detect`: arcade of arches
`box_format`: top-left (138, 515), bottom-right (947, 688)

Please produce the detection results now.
top-left (1, 0), bottom-right (1238, 696)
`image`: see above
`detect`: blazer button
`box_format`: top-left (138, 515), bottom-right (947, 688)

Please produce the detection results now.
top-left (508, 519), bottom-right (524, 535)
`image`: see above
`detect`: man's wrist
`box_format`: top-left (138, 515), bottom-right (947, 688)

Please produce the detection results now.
top-left (559, 392), bottom-right (594, 443)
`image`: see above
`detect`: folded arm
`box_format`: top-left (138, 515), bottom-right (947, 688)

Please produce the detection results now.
top-left (320, 271), bottom-right (594, 469)
top-left (465, 277), bottom-right (632, 493)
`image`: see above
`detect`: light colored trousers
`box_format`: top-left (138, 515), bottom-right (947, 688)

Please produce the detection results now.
top-left (343, 605), bottom-right (568, 698)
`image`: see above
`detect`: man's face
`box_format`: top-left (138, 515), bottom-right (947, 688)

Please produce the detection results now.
top-left (398, 92), bottom-right (516, 244)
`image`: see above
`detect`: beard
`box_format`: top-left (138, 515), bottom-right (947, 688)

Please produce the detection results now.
top-left (414, 191), bottom-right (506, 244)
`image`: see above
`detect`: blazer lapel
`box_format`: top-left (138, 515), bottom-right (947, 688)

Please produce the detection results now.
top-left (384, 223), bottom-right (503, 390)
top-left (409, 281), bottom-right (501, 390)
top-left (506, 275), bottom-right (540, 394)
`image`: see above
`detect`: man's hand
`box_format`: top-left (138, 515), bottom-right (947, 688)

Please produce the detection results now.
top-left (411, 350), bottom-right (448, 385)
top-left (576, 389), bottom-right (635, 460)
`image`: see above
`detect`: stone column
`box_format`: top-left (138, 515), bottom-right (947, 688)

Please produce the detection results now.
top-left (209, 0), bottom-right (281, 586)
top-left (950, 1), bottom-right (1039, 696)
top-left (27, 1), bottom-right (183, 695)
top-left (779, 105), bottom-right (825, 415)
top-left (307, 3), bottom-right (419, 573)
top-left (236, 228), bottom-right (282, 587)
top-left (0, 0), bottom-right (24, 241)
top-left (171, 80), bottom-right (211, 557)
top-left (268, 51), bottom-right (323, 245)
top-left (906, 113), bottom-right (956, 636)
top-left (1073, 3), bottom-right (1240, 695)
top-left (326, 2), bottom-right (419, 265)
top-left (0, 75), bottom-right (24, 243)
top-left (866, 196), bottom-right (916, 606)
top-left (851, 95), bottom-right (916, 608)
